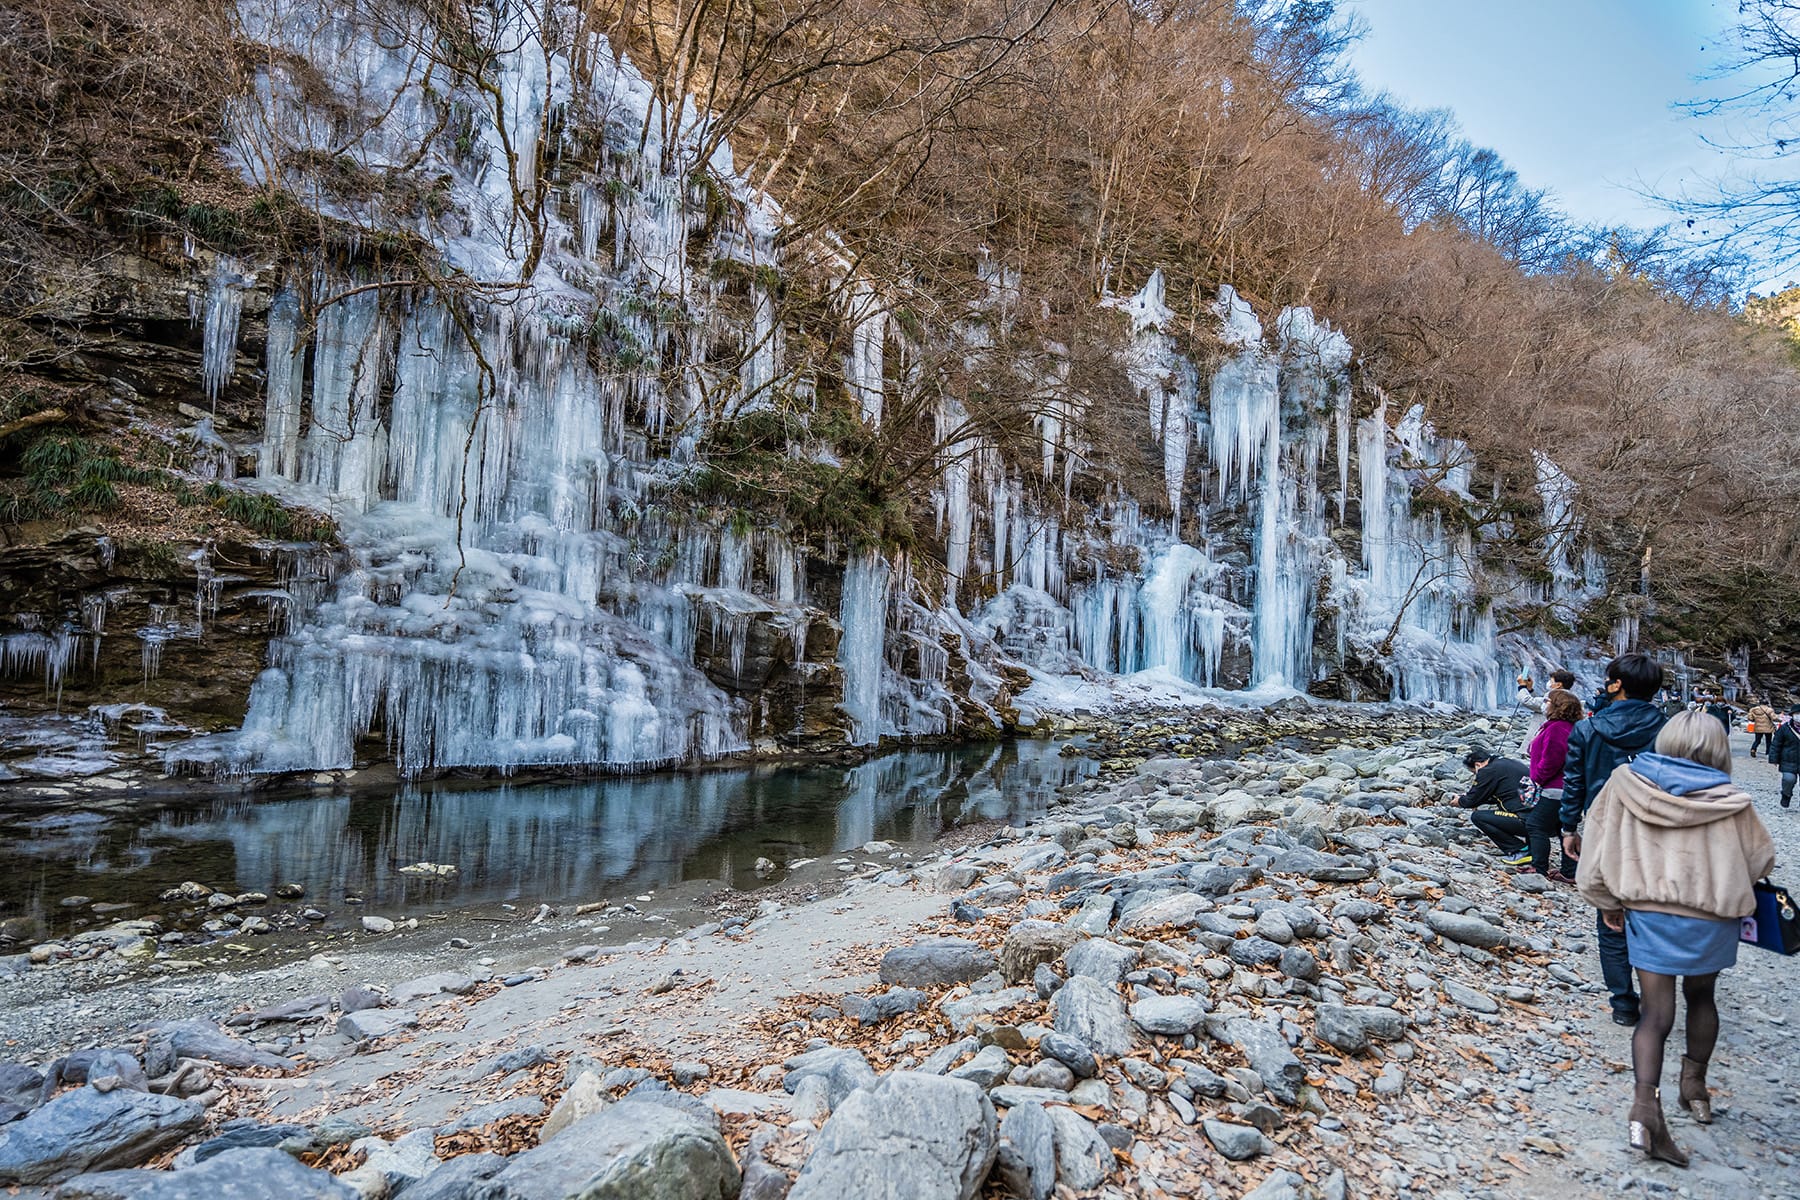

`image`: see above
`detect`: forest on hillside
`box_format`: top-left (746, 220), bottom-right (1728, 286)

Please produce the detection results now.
top-left (3, 0), bottom-right (1799, 670)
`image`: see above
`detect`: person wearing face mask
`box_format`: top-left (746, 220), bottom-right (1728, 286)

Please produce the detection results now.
top-left (1560, 653), bottom-right (1668, 1027)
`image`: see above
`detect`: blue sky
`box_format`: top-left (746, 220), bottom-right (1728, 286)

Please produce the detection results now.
top-left (1344, 0), bottom-right (1743, 247)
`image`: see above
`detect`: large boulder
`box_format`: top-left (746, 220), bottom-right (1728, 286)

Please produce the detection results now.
top-left (0, 1089), bottom-right (203, 1184)
top-left (1129, 995), bottom-right (1208, 1037)
top-left (879, 940), bottom-right (999, 988)
top-left (788, 1073), bottom-right (997, 1200)
top-left (474, 1102), bottom-right (738, 1200)
top-left (781, 1048), bottom-right (877, 1110)
top-left (1044, 1107), bottom-right (1111, 1192)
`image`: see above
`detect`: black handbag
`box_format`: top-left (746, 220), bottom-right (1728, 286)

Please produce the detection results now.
top-left (1740, 880), bottom-right (1800, 955)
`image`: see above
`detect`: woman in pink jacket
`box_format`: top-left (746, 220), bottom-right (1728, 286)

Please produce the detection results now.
top-left (1522, 689), bottom-right (1581, 880)
top-left (1578, 710), bottom-right (1776, 1167)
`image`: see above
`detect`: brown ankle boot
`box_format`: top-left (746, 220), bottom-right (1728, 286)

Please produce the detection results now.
top-left (1678, 1056), bottom-right (1713, 1124)
top-left (1629, 1089), bottom-right (1690, 1167)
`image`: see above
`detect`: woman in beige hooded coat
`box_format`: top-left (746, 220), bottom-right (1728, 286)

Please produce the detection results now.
top-left (1578, 710), bottom-right (1776, 1166)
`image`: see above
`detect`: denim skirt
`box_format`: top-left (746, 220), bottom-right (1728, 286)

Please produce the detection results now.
top-left (1625, 908), bottom-right (1740, 975)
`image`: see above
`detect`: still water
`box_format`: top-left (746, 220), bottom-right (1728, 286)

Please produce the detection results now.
top-left (0, 741), bottom-right (1092, 933)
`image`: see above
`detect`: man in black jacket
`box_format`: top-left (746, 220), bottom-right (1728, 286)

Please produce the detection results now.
top-left (1455, 746), bottom-right (1533, 863)
top-left (1559, 652), bottom-right (1666, 1026)
top-left (1770, 706), bottom-right (1800, 808)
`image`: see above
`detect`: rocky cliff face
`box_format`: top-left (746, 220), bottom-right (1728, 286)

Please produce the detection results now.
top-left (0, 0), bottom-right (1618, 785)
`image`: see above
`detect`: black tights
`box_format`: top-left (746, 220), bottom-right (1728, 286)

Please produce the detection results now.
top-left (1633, 969), bottom-right (1719, 1102)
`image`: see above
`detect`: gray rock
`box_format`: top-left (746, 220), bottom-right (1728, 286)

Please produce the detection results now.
top-left (1313, 1005), bottom-right (1408, 1055)
top-left (391, 973), bottom-right (479, 1004)
top-left (1268, 848), bottom-right (1369, 882)
top-left (0, 1089), bottom-right (203, 1184)
top-left (402, 1153), bottom-right (507, 1200)
top-left (1129, 995), bottom-right (1208, 1037)
top-left (346, 1129), bottom-right (438, 1194)
top-left (1443, 980), bottom-right (1501, 1014)
top-left (1021, 1060), bottom-right (1075, 1091)
top-left (1031, 963), bottom-right (1062, 1001)
top-left (878, 940), bottom-right (998, 988)
top-left (1241, 1169), bottom-right (1307, 1200)
top-left (1226, 938), bottom-right (1285, 968)
top-left (469, 1045), bottom-right (548, 1079)
top-left (857, 987), bottom-right (927, 1026)
top-left (191, 1123), bottom-right (313, 1162)
top-left (948, 1045), bottom-right (1012, 1088)
top-left (60, 1149), bottom-right (356, 1199)
top-left (1049, 977), bottom-right (1132, 1059)
top-left (439, 1097), bottom-right (546, 1135)
top-left (1063, 940), bottom-right (1138, 985)
top-left (337, 986), bottom-right (385, 1013)
top-left (240, 995), bottom-right (332, 1025)
top-left (1277, 946), bottom-right (1319, 981)
top-left (142, 1022), bottom-right (290, 1072)
top-left (788, 1073), bottom-right (997, 1200)
top-left (336, 1009), bottom-right (417, 1041)
top-left (994, 1101), bottom-right (1056, 1200)
top-left (1201, 1118), bottom-right (1272, 1161)
top-left (0, 1064), bottom-right (44, 1108)
top-left (1424, 909), bottom-right (1508, 950)
top-left (82, 1053), bottom-right (146, 1096)
top-left (1044, 1107), bottom-right (1111, 1191)
top-left (1216, 1018), bottom-right (1305, 1105)
top-left (1035, 1032), bottom-right (1097, 1080)
top-left (477, 1102), bottom-right (738, 1199)
top-left (49, 1168), bottom-right (155, 1199)
top-left (782, 1048), bottom-right (877, 1109)
top-left (999, 922), bottom-right (1081, 985)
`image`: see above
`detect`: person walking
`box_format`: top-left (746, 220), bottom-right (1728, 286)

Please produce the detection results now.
top-left (1747, 698), bottom-right (1775, 759)
top-left (1561, 652), bottom-right (1668, 1026)
top-left (1524, 689), bottom-right (1581, 881)
top-left (1770, 705), bottom-right (1800, 809)
top-left (1455, 746), bottom-right (1533, 865)
top-left (1705, 698), bottom-right (1733, 732)
top-left (1574, 711), bottom-right (1775, 1167)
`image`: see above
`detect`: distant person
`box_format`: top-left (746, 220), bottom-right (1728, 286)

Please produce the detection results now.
top-left (1575, 711), bottom-right (1775, 1167)
top-left (1590, 683), bottom-right (1613, 715)
top-left (1561, 653), bottom-right (1668, 1026)
top-left (1524, 689), bottom-right (1582, 881)
top-left (1516, 675), bottom-right (1535, 706)
top-left (1661, 693), bottom-right (1686, 718)
top-left (1706, 699), bottom-right (1733, 731)
top-left (1770, 705), bottom-right (1800, 809)
top-left (1456, 746), bottom-right (1533, 866)
top-left (1747, 698), bottom-right (1775, 759)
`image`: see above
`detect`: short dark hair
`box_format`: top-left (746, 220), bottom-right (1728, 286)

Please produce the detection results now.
top-left (1551, 669), bottom-right (1576, 689)
top-left (1462, 746), bottom-right (1491, 770)
top-left (1605, 653), bottom-right (1663, 701)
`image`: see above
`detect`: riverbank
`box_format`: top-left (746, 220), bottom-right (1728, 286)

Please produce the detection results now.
top-left (4, 712), bottom-right (1790, 1199)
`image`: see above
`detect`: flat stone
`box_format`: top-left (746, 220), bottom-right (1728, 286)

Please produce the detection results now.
top-left (949, 1045), bottom-right (1013, 1089)
top-left (66, 1148), bottom-right (356, 1199)
top-left (782, 1048), bottom-right (877, 1109)
top-left (144, 1021), bottom-right (290, 1072)
top-left (335, 1010), bottom-right (417, 1041)
top-left (1215, 1017), bottom-right (1305, 1105)
top-left (1063, 940), bottom-right (1138, 985)
top-left (399, 1153), bottom-right (506, 1200)
top-left (1313, 1004), bottom-right (1408, 1055)
top-left (1443, 980), bottom-right (1501, 1014)
top-left (390, 973), bottom-right (479, 1004)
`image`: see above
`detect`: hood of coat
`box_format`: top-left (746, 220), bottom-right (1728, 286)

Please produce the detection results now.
top-left (1609, 759), bottom-right (1753, 828)
top-left (1631, 752), bottom-right (1731, 795)
top-left (1587, 698), bottom-right (1665, 754)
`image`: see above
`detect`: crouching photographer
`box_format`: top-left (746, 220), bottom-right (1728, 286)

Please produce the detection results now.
top-left (1456, 745), bottom-right (1535, 867)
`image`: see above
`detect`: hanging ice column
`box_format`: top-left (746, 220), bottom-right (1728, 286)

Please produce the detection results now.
top-left (838, 552), bottom-right (891, 745)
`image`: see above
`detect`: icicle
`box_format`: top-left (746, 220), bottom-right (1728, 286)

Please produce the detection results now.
top-left (837, 552), bottom-right (891, 746)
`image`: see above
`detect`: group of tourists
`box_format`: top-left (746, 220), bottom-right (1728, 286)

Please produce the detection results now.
top-left (1462, 654), bottom-right (1780, 1167)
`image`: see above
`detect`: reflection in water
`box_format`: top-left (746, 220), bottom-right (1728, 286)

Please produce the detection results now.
top-left (0, 741), bottom-right (1091, 933)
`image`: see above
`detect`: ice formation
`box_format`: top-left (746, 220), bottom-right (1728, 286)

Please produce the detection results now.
top-left (92, 0), bottom-right (1619, 779)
